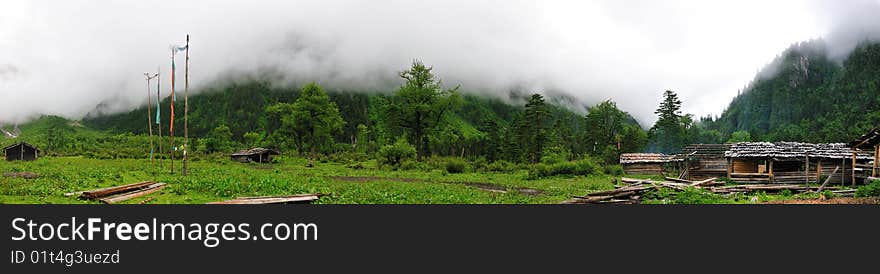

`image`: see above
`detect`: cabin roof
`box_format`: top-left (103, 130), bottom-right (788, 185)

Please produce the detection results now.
top-left (3, 142), bottom-right (39, 152)
top-left (230, 147), bottom-right (280, 156)
top-left (620, 153), bottom-right (681, 164)
top-left (725, 142), bottom-right (871, 160)
top-left (849, 126), bottom-right (880, 149)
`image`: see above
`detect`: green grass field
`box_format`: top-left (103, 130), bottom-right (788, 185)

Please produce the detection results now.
top-left (0, 156), bottom-right (622, 204)
top-left (1, 156), bottom-right (866, 204)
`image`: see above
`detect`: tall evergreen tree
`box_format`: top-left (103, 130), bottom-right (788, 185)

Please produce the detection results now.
top-left (649, 90), bottom-right (686, 153)
top-left (518, 93), bottom-right (550, 163)
top-left (386, 60), bottom-right (460, 161)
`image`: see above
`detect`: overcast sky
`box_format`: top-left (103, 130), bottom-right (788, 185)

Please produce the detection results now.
top-left (1, 0), bottom-right (879, 126)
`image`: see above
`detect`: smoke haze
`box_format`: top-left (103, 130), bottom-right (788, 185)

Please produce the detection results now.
top-left (1, 0), bottom-right (878, 125)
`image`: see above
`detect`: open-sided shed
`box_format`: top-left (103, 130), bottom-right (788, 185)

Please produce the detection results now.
top-left (725, 142), bottom-right (872, 184)
top-left (848, 126), bottom-right (880, 180)
top-left (230, 148), bottom-right (280, 163)
top-left (4, 142), bottom-right (40, 161)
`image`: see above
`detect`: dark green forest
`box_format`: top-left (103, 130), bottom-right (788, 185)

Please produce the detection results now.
top-left (77, 61), bottom-right (646, 166)
top-left (705, 40), bottom-right (880, 143)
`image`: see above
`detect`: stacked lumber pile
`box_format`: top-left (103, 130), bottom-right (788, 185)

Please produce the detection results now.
top-left (68, 181), bottom-right (166, 204)
top-left (208, 193), bottom-right (324, 204)
top-left (563, 177), bottom-right (842, 204)
top-left (620, 153), bottom-right (680, 164)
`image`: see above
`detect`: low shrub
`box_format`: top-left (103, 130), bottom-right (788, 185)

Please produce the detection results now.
top-left (377, 138), bottom-right (416, 169)
top-left (603, 165), bottom-right (624, 176)
top-left (855, 180), bottom-right (880, 197)
top-left (485, 160), bottom-right (517, 173)
top-left (444, 158), bottom-right (468, 174)
top-left (527, 157), bottom-right (600, 179)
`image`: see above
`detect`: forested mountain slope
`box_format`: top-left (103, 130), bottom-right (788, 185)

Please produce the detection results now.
top-left (707, 40), bottom-right (880, 142)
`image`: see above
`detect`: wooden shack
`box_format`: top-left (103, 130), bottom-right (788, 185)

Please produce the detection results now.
top-left (4, 142), bottom-right (40, 161)
top-left (848, 126), bottom-right (880, 182)
top-left (677, 144), bottom-right (730, 180)
top-left (620, 153), bottom-right (681, 176)
top-left (230, 148), bottom-right (280, 163)
top-left (725, 142), bottom-right (873, 184)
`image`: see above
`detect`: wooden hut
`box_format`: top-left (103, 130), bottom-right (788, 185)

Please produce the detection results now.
top-left (4, 142), bottom-right (40, 161)
top-left (725, 142), bottom-right (872, 184)
top-left (848, 126), bottom-right (880, 182)
top-left (230, 148), bottom-right (280, 163)
top-left (677, 144), bottom-right (730, 180)
top-left (620, 153), bottom-right (681, 176)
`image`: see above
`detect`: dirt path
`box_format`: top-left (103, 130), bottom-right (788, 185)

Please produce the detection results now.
top-left (328, 176), bottom-right (543, 196)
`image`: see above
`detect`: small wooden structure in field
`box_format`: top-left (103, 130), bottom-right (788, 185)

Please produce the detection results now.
top-left (677, 144), bottom-right (730, 180)
top-left (4, 142), bottom-right (40, 161)
top-left (620, 153), bottom-right (681, 176)
top-left (848, 126), bottom-right (880, 181)
top-left (230, 148), bottom-right (280, 163)
top-left (725, 142), bottom-right (873, 184)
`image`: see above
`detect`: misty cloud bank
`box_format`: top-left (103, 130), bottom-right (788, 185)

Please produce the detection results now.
top-left (1, 0), bottom-right (879, 126)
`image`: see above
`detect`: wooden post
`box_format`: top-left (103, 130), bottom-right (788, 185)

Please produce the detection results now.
top-left (805, 155), bottom-right (809, 185)
top-left (852, 149), bottom-right (857, 186)
top-left (871, 144), bottom-right (880, 177)
top-left (816, 160), bottom-right (822, 183)
top-left (842, 158), bottom-right (846, 185)
top-left (726, 158), bottom-right (732, 179)
top-left (769, 159), bottom-right (774, 183)
top-left (156, 70), bottom-right (163, 168)
top-left (183, 34), bottom-right (189, 176)
top-left (144, 73), bottom-right (157, 168)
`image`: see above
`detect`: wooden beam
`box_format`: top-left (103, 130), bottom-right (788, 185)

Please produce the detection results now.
top-left (852, 149), bottom-right (857, 186)
top-left (805, 155), bottom-right (810, 185)
top-left (727, 158), bottom-right (732, 179)
top-left (769, 160), bottom-right (774, 183)
top-left (871, 144), bottom-right (880, 177)
top-left (816, 160), bottom-right (822, 183)
top-left (99, 183), bottom-right (166, 204)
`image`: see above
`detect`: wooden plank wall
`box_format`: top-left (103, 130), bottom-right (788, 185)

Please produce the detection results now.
top-left (622, 163), bottom-right (664, 175)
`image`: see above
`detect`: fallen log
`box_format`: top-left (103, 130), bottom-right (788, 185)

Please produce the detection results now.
top-left (99, 183), bottom-right (166, 204)
top-left (208, 194), bottom-right (324, 205)
top-left (80, 181), bottom-right (156, 199)
top-left (665, 177), bottom-right (695, 184)
top-left (691, 178), bottom-right (717, 187)
top-left (570, 191), bottom-right (638, 204)
top-left (583, 186), bottom-right (652, 197)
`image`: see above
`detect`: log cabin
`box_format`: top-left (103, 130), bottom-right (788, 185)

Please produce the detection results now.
top-left (677, 144), bottom-right (730, 180)
top-left (724, 142), bottom-right (873, 185)
top-left (620, 153), bottom-right (682, 176)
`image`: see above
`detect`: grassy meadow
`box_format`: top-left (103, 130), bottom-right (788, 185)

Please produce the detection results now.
top-left (0, 156), bottom-right (621, 204)
top-left (2, 155), bottom-right (861, 204)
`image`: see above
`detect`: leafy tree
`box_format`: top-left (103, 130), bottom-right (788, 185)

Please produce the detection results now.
top-left (727, 130), bottom-right (752, 143)
top-left (289, 82), bottom-right (345, 166)
top-left (377, 137), bottom-right (417, 169)
top-left (584, 100), bottom-right (646, 163)
top-left (386, 60), bottom-right (460, 161)
top-left (243, 131), bottom-right (263, 148)
top-left (203, 124), bottom-right (235, 153)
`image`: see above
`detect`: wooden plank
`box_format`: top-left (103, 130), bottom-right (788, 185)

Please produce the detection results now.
top-left (81, 181), bottom-right (155, 199)
top-left (208, 194), bottom-right (323, 204)
top-left (817, 166), bottom-right (839, 193)
top-left (99, 183), bottom-right (166, 204)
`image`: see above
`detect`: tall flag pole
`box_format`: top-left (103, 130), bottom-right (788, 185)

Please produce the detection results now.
top-left (144, 72), bottom-right (158, 168)
top-left (183, 34), bottom-right (190, 176)
top-left (156, 68), bottom-right (163, 168)
top-left (170, 47), bottom-right (176, 174)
